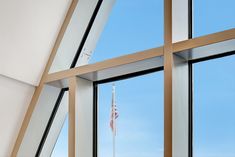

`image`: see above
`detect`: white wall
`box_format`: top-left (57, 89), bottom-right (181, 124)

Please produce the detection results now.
top-left (0, 0), bottom-right (72, 156)
top-left (0, 0), bottom-right (72, 86)
top-left (0, 0), bottom-right (100, 155)
top-left (0, 75), bottom-right (35, 157)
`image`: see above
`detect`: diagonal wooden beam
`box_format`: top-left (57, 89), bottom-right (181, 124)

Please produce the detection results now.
top-left (10, 0), bottom-right (78, 156)
top-left (10, 0), bottom-right (235, 156)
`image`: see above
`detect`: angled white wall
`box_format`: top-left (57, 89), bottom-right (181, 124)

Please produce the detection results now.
top-left (0, 0), bottom-right (72, 86)
top-left (0, 0), bottom-right (73, 156)
top-left (0, 75), bottom-right (35, 157)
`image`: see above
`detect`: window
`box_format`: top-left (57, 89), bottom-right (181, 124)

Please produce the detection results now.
top-left (97, 71), bottom-right (164, 157)
top-left (43, 0), bottom-right (164, 155)
top-left (192, 54), bottom-right (235, 157)
top-left (49, 0), bottom-right (163, 73)
top-left (51, 116), bottom-right (68, 157)
top-left (193, 0), bottom-right (235, 37)
top-left (90, 0), bottom-right (163, 63)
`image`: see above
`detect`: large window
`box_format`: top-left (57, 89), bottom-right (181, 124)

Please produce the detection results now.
top-left (193, 0), bottom-right (235, 37)
top-left (46, 0), bottom-right (163, 155)
top-left (51, 116), bottom-right (68, 157)
top-left (192, 54), bottom-right (235, 157)
top-left (90, 0), bottom-right (163, 63)
top-left (97, 71), bottom-right (164, 157)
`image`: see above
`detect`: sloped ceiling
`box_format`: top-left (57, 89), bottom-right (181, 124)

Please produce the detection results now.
top-left (0, 0), bottom-right (72, 86)
top-left (0, 0), bottom-right (72, 156)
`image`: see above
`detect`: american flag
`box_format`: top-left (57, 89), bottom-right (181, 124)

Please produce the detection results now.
top-left (110, 84), bottom-right (119, 135)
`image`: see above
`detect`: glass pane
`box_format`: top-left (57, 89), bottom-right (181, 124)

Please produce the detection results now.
top-left (194, 0), bottom-right (235, 37)
top-left (51, 115), bottom-right (68, 157)
top-left (49, 1), bottom-right (98, 73)
top-left (98, 71), bottom-right (164, 157)
top-left (90, 0), bottom-right (163, 63)
top-left (193, 55), bottom-right (235, 157)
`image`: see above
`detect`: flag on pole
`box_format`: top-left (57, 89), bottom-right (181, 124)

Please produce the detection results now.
top-left (110, 83), bottom-right (119, 135)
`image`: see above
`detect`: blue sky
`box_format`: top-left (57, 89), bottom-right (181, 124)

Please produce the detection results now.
top-left (194, 0), bottom-right (235, 37)
top-left (89, 0), bottom-right (163, 63)
top-left (98, 73), bottom-right (164, 157)
top-left (51, 116), bottom-right (68, 157)
top-left (52, 0), bottom-right (235, 156)
top-left (193, 55), bottom-right (235, 157)
top-left (193, 1), bottom-right (235, 156)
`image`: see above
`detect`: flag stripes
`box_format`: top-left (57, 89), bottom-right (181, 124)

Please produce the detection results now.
top-left (110, 84), bottom-right (119, 135)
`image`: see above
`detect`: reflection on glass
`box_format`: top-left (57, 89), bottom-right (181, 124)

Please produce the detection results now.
top-left (194, 0), bottom-right (235, 37)
top-left (51, 116), bottom-right (68, 157)
top-left (193, 55), bottom-right (235, 157)
top-left (98, 71), bottom-right (164, 157)
top-left (90, 0), bottom-right (163, 63)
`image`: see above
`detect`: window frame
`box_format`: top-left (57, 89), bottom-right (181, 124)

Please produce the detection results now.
top-left (39, 0), bottom-right (235, 155)
top-left (189, 1), bottom-right (235, 156)
top-left (188, 51), bottom-right (235, 157)
top-left (93, 66), bottom-right (164, 157)
top-left (36, 0), bottom-right (103, 156)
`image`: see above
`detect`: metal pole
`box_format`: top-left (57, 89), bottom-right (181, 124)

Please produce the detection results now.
top-left (113, 130), bottom-right (115, 157)
top-left (112, 84), bottom-right (116, 157)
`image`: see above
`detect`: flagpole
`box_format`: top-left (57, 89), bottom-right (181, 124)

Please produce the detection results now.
top-left (113, 129), bottom-right (115, 157)
top-left (112, 83), bottom-right (116, 157)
